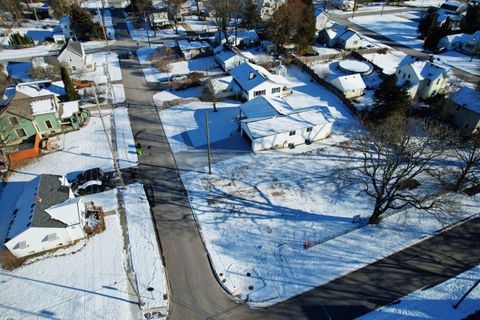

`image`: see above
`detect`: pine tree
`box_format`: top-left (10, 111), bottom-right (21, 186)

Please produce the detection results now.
top-left (372, 74), bottom-right (411, 120)
top-left (61, 67), bottom-right (80, 101)
top-left (461, 4), bottom-right (480, 34)
top-left (417, 9), bottom-right (438, 39)
top-left (69, 4), bottom-right (102, 41)
top-left (295, 0), bottom-right (316, 50)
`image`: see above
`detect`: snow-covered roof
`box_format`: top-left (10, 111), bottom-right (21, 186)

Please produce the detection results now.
top-left (208, 75), bottom-right (238, 92)
top-left (217, 29), bottom-right (258, 42)
top-left (177, 40), bottom-right (210, 51)
top-left (6, 175), bottom-right (71, 241)
top-left (240, 96), bottom-right (294, 120)
top-left (450, 87), bottom-right (480, 114)
top-left (61, 100), bottom-right (80, 118)
top-left (330, 74), bottom-right (366, 91)
top-left (45, 197), bottom-right (84, 226)
top-left (15, 81), bottom-right (63, 98)
top-left (230, 62), bottom-right (290, 92)
top-left (30, 98), bottom-right (56, 116)
top-left (410, 61), bottom-right (446, 81)
top-left (213, 44), bottom-right (225, 54)
top-left (216, 49), bottom-right (240, 63)
top-left (339, 30), bottom-right (360, 42)
top-left (244, 109), bottom-right (333, 139)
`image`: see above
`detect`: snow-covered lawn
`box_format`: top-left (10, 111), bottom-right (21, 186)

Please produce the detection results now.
top-left (159, 65), bottom-right (480, 307)
top-left (153, 87), bottom-right (203, 107)
top-left (80, 52), bottom-right (122, 84)
top-left (126, 20), bottom-right (186, 41)
top-left (0, 214), bottom-right (135, 320)
top-left (238, 47), bottom-right (275, 64)
top-left (137, 46), bottom-right (221, 82)
top-left (0, 44), bottom-right (58, 61)
top-left (123, 183), bottom-right (169, 316)
top-left (360, 265), bottom-right (480, 319)
top-left (436, 51), bottom-right (480, 76)
top-left (350, 13), bottom-right (424, 50)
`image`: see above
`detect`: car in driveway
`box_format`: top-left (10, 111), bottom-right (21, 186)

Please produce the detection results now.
top-left (70, 168), bottom-right (114, 196)
top-left (75, 180), bottom-right (106, 196)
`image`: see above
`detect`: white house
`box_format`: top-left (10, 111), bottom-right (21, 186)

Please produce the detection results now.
top-left (215, 30), bottom-right (259, 47)
top-left (316, 12), bottom-right (329, 31)
top-left (440, 31), bottom-right (480, 55)
top-left (337, 30), bottom-right (364, 50)
top-left (240, 105), bottom-right (334, 152)
top-left (229, 62), bottom-right (291, 101)
top-left (204, 75), bottom-right (239, 99)
top-left (4, 174), bottom-right (87, 258)
top-left (330, 74), bottom-right (366, 99)
top-left (214, 45), bottom-right (248, 71)
top-left (177, 40), bottom-right (211, 60)
top-left (58, 40), bottom-right (93, 74)
top-left (395, 60), bottom-right (448, 100)
top-left (317, 22), bottom-right (347, 48)
top-left (448, 87), bottom-right (480, 135)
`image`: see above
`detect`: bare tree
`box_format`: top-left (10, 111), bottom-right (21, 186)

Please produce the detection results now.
top-left (447, 135), bottom-right (480, 192)
top-left (354, 115), bottom-right (452, 224)
top-left (166, 0), bottom-right (187, 34)
top-left (48, 0), bottom-right (76, 19)
top-left (206, 0), bottom-right (244, 45)
top-left (0, 0), bottom-right (23, 24)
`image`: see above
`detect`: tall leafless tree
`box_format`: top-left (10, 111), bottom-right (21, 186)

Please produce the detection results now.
top-left (167, 0), bottom-right (187, 34)
top-left (354, 115), bottom-right (453, 224)
top-left (206, 0), bottom-right (244, 45)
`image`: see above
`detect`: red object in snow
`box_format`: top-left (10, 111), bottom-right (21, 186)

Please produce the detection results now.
top-left (304, 240), bottom-right (312, 249)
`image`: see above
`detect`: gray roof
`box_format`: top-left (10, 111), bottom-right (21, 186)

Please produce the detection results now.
top-left (61, 40), bottom-right (83, 57)
top-left (31, 174), bottom-right (70, 228)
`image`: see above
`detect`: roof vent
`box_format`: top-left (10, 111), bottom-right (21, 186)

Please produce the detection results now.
top-left (249, 72), bottom-right (255, 80)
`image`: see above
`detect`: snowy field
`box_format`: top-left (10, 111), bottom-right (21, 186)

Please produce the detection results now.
top-left (239, 47), bottom-right (275, 64)
top-left (137, 46), bottom-right (221, 82)
top-left (350, 13), bottom-right (480, 75)
top-left (123, 183), bottom-right (169, 315)
top-left (126, 20), bottom-right (186, 41)
top-left (160, 65), bottom-right (480, 306)
top-left (182, 16), bottom-right (217, 33)
top-left (0, 44), bottom-right (58, 61)
top-left (360, 265), bottom-right (480, 319)
top-left (0, 214), bottom-right (135, 320)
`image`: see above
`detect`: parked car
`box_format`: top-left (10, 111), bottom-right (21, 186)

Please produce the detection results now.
top-left (170, 74), bottom-right (187, 81)
top-left (75, 180), bottom-right (105, 196)
top-left (71, 168), bottom-right (105, 186)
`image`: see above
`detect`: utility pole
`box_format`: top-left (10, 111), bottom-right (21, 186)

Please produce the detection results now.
top-left (144, 12), bottom-right (151, 47)
top-left (94, 87), bottom-right (126, 189)
top-left (97, 6), bottom-right (110, 52)
top-left (205, 112), bottom-right (212, 174)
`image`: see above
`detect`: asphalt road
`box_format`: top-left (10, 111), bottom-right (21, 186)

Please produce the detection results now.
top-left (114, 9), bottom-right (480, 320)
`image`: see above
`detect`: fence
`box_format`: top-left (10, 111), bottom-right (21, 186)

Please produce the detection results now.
top-left (294, 47), bottom-right (388, 64)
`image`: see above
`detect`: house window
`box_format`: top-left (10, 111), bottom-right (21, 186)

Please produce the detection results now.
top-left (254, 89), bottom-right (266, 97)
top-left (289, 130), bottom-right (296, 136)
top-left (397, 70), bottom-right (401, 74)
top-left (306, 127), bottom-right (313, 132)
top-left (432, 90), bottom-right (436, 95)
top-left (69, 57), bottom-right (72, 62)
top-left (272, 87), bottom-right (281, 94)
top-left (45, 120), bottom-right (53, 129)
top-left (427, 80), bottom-right (431, 85)
top-left (403, 74), bottom-right (406, 79)
top-left (9, 116), bottom-right (19, 125)
top-left (353, 40), bottom-right (358, 45)
top-left (436, 78), bottom-right (441, 84)
top-left (16, 128), bottom-right (27, 138)
top-left (408, 74), bottom-right (411, 79)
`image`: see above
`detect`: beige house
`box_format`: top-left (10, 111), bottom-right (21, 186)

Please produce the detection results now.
top-left (395, 60), bottom-right (448, 100)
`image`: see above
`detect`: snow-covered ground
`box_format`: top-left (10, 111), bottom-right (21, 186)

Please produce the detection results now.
top-left (126, 20), bottom-right (186, 41)
top-left (137, 46), bottom-right (221, 82)
top-left (123, 183), bottom-right (169, 316)
top-left (4, 27), bottom-right (54, 47)
top-left (0, 214), bottom-right (135, 320)
top-left (361, 50), bottom-right (408, 75)
top-left (182, 16), bottom-right (217, 33)
top-left (360, 265), bottom-right (480, 319)
top-left (350, 13), bottom-right (480, 75)
top-left (0, 44), bottom-right (58, 61)
top-left (94, 9), bottom-right (115, 40)
top-left (159, 65), bottom-right (480, 307)
top-left (239, 47), bottom-right (275, 64)
top-left (80, 52), bottom-right (123, 84)
top-left (113, 107), bottom-right (138, 169)
top-left (153, 87), bottom-right (203, 107)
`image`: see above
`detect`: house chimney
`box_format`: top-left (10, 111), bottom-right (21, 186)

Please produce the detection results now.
top-left (249, 72), bottom-right (255, 80)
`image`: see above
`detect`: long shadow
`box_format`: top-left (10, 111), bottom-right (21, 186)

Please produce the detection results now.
top-left (0, 272), bottom-right (139, 305)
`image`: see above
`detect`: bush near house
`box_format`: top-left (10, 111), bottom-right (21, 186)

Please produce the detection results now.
top-left (8, 32), bottom-right (34, 48)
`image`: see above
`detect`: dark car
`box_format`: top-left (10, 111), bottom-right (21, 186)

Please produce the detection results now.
top-left (72, 168), bottom-right (105, 186)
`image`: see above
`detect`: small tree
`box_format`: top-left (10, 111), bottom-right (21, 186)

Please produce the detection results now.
top-left (207, 0), bottom-right (244, 45)
top-left (354, 115), bottom-right (452, 224)
top-left (268, 0), bottom-right (303, 50)
top-left (61, 67), bottom-right (80, 101)
top-left (294, 0), bottom-right (316, 50)
top-left (461, 4), bottom-right (480, 34)
top-left (70, 4), bottom-right (103, 41)
top-left (372, 74), bottom-right (411, 120)
top-left (448, 135), bottom-right (480, 192)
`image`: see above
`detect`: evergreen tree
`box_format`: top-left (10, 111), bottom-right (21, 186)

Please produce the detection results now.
top-left (372, 74), bottom-right (411, 120)
top-left (417, 9), bottom-right (438, 39)
top-left (461, 4), bottom-right (480, 34)
top-left (243, 0), bottom-right (261, 29)
top-left (61, 67), bottom-right (80, 102)
top-left (69, 4), bottom-right (102, 41)
top-left (295, 0), bottom-right (316, 50)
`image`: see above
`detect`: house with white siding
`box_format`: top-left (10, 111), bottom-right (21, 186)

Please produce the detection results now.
top-left (395, 59), bottom-right (448, 100)
top-left (229, 62), bottom-right (291, 101)
top-left (239, 96), bottom-right (334, 152)
top-left (330, 74), bottom-right (366, 99)
top-left (4, 174), bottom-right (88, 258)
top-left (214, 45), bottom-right (248, 71)
top-left (337, 30), bottom-right (364, 50)
top-left (57, 40), bottom-right (93, 74)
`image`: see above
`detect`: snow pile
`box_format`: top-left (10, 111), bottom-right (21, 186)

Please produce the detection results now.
top-left (122, 183), bottom-right (169, 316)
top-left (360, 265), bottom-right (480, 319)
top-left (153, 87), bottom-right (203, 106)
top-left (113, 107), bottom-right (138, 169)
